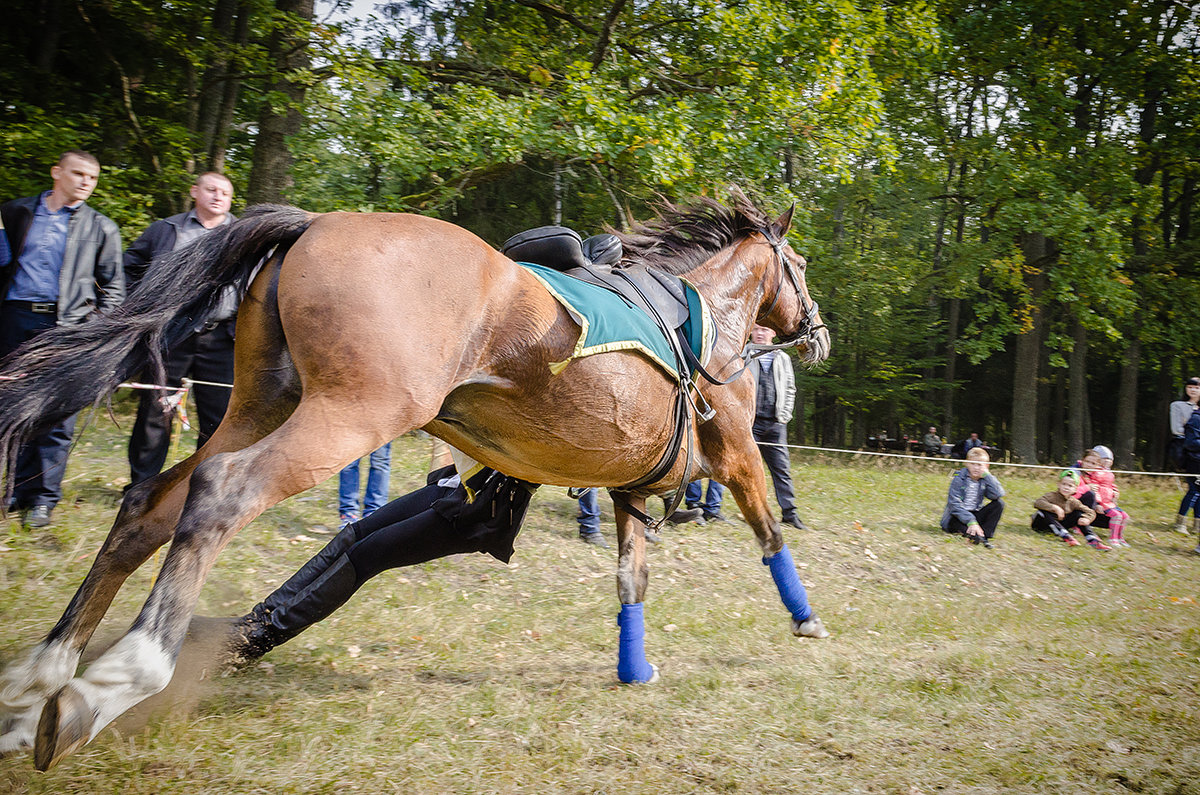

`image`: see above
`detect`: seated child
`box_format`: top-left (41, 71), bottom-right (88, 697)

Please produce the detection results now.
top-left (1074, 445), bottom-right (1130, 547)
top-left (940, 447), bottom-right (1005, 548)
top-left (1031, 469), bottom-right (1098, 548)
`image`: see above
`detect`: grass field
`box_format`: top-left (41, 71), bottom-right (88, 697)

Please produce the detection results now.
top-left (2, 399), bottom-right (1199, 794)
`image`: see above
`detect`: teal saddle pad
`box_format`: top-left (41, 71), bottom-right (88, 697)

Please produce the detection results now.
top-left (518, 262), bottom-right (711, 380)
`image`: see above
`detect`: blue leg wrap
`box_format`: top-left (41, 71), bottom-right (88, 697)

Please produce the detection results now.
top-left (616, 602), bottom-right (655, 683)
top-left (763, 543), bottom-right (813, 623)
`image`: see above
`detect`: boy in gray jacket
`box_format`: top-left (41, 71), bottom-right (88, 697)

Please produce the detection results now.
top-left (940, 447), bottom-right (1005, 548)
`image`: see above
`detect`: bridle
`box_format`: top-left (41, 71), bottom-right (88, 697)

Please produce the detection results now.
top-left (756, 226), bottom-right (826, 350)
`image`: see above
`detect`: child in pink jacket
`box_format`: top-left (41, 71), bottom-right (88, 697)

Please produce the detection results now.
top-left (1074, 446), bottom-right (1130, 547)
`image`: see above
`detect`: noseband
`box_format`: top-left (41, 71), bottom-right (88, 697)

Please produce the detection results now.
top-left (756, 227), bottom-right (826, 349)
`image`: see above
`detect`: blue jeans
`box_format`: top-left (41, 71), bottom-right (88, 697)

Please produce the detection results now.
top-left (1, 304), bottom-right (77, 509)
top-left (339, 443), bottom-right (392, 518)
top-left (577, 488), bottom-right (600, 535)
top-left (685, 479), bottom-right (725, 515)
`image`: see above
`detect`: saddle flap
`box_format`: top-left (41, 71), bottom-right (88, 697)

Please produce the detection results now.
top-left (617, 265), bottom-right (690, 329)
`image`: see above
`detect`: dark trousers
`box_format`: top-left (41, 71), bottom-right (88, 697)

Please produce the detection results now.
top-left (0, 303), bottom-right (77, 509)
top-left (944, 498), bottom-right (1005, 539)
top-left (1031, 509), bottom-right (1090, 537)
top-left (753, 417), bottom-right (796, 518)
top-left (127, 321), bottom-right (235, 486)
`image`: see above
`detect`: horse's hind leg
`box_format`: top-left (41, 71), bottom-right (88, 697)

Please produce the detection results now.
top-left (0, 394), bottom-right (299, 759)
top-left (32, 400), bottom-right (399, 769)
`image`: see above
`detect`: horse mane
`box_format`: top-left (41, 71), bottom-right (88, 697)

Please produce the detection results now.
top-left (615, 189), bottom-right (771, 275)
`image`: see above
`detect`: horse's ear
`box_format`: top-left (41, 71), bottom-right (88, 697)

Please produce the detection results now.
top-left (770, 203), bottom-right (796, 238)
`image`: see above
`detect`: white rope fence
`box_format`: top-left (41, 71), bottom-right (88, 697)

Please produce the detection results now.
top-left (1, 372), bottom-right (1192, 479)
top-left (760, 440), bottom-right (1193, 479)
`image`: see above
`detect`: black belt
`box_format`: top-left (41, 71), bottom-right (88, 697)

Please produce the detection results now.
top-left (4, 300), bottom-right (57, 314)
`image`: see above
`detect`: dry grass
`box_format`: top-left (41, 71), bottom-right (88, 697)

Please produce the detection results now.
top-left (2, 401), bottom-right (1199, 793)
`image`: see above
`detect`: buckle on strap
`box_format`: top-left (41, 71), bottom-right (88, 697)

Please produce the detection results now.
top-left (31, 302), bottom-right (56, 314)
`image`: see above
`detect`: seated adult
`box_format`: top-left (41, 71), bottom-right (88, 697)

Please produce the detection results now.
top-left (950, 432), bottom-right (984, 460)
top-left (940, 447), bottom-right (1005, 548)
top-left (922, 426), bottom-right (943, 457)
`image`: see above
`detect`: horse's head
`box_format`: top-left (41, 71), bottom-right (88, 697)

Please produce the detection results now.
top-left (752, 205), bottom-right (830, 365)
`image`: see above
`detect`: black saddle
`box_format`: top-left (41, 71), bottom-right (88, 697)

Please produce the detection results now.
top-left (500, 225), bottom-right (690, 330)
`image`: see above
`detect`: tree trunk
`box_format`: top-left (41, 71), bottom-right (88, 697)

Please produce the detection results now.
top-left (207, 0), bottom-right (253, 172)
top-left (1010, 233), bottom-right (1051, 463)
top-left (1050, 366), bottom-right (1066, 463)
top-left (1068, 317), bottom-right (1088, 460)
top-left (1114, 335), bottom-right (1140, 469)
top-left (1151, 351), bottom-right (1175, 469)
top-left (33, 0), bottom-right (63, 74)
top-left (245, 0), bottom-right (315, 205)
top-left (942, 297), bottom-right (960, 437)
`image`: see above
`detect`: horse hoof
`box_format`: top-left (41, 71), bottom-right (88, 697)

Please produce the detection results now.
top-left (0, 728), bottom-right (34, 758)
top-left (34, 685), bottom-right (94, 771)
top-left (793, 616), bottom-right (831, 639)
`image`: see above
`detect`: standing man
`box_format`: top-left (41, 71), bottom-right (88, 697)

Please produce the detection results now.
top-left (750, 324), bottom-right (808, 531)
top-left (0, 150), bottom-right (124, 527)
top-left (125, 172), bottom-right (236, 488)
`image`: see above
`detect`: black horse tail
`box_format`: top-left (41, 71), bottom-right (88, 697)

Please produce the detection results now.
top-left (0, 203), bottom-right (315, 505)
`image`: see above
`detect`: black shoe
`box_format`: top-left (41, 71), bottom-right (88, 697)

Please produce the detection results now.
top-left (782, 515), bottom-right (808, 531)
top-left (702, 512), bottom-right (729, 524)
top-left (580, 532), bottom-right (609, 549)
top-left (25, 504), bottom-right (52, 528)
top-left (982, 540), bottom-right (994, 549)
top-left (664, 507), bottom-right (703, 525)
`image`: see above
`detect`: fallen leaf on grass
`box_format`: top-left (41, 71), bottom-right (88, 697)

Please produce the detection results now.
top-left (1168, 596), bottom-right (1195, 604)
top-left (864, 547), bottom-right (878, 560)
top-left (347, 644), bottom-right (361, 658)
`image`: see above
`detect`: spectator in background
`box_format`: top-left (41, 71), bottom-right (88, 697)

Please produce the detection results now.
top-left (339, 444), bottom-right (392, 530)
top-left (940, 447), bottom-right (1004, 548)
top-left (1178, 406), bottom-right (1200, 553)
top-left (750, 324), bottom-right (808, 531)
top-left (1, 150), bottom-right (124, 527)
top-left (1168, 377), bottom-right (1200, 535)
top-left (950, 432), bottom-right (984, 460)
top-left (685, 479), bottom-right (727, 523)
top-left (922, 426), bottom-right (943, 457)
top-left (1030, 469), bottom-right (1095, 548)
top-left (576, 487), bottom-right (608, 548)
top-left (1073, 446), bottom-right (1128, 548)
top-left (124, 172), bottom-right (236, 488)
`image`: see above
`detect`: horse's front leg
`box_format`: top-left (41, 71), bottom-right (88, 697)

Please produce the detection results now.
top-left (0, 468), bottom-right (196, 758)
top-left (611, 494), bottom-right (659, 684)
top-left (724, 457), bottom-right (829, 641)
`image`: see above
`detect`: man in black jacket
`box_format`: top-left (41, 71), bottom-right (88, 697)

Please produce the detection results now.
top-left (124, 172), bottom-right (237, 488)
top-left (0, 150), bottom-right (124, 527)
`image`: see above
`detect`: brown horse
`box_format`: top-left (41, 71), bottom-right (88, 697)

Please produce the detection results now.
top-left (0, 191), bottom-right (829, 769)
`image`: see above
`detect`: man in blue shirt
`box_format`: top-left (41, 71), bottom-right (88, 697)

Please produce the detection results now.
top-left (0, 150), bottom-right (124, 527)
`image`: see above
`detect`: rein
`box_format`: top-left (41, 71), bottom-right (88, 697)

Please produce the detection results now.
top-left (613, 225), bottom-right (825, 531)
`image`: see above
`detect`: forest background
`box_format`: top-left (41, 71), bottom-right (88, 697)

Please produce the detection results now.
top-left (2, 0), bottom-right (1198, 468)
